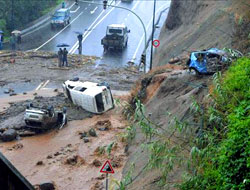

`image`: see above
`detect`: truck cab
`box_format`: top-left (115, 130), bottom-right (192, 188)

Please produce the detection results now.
top-left (51, 8), bottom-right (71, 29)
top-left (101, 24), bottom-right (130, 51)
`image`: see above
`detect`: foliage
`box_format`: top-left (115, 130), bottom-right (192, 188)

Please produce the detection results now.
top-left (180, 57), bottom-right (250, 189)
top-left (0, 0), bottom-right (60, 35)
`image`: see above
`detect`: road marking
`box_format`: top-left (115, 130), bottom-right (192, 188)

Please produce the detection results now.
top-left (34, 11), bottom-right (83, 51)
top-left (70, 6), bottom-right (80, 13)
top-left (88, 4), bottom-right (91, 6)
top-left (35, 80), bottom-right (50, 91)
top-left (41, 80), bottom-right (50, 89)
top-left (127, 13), bottom-right (130, 17)
top-left (69, 2), bottom-right (76, 9)
top-left (131, 4), bottom-right (169, 62)
top-left (90, 7), bottom-right (98, 14)
top-left (85, 7), bottom-right (87, 10)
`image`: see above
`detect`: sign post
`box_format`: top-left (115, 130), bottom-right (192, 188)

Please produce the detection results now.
top-left (100, 160), bottom-right (115, 190)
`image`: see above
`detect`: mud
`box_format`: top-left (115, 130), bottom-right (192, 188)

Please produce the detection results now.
top-left (0, 93), bottom-right (93, 137)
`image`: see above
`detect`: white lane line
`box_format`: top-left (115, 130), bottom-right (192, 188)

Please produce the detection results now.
top-left (90, 6), bottom-right (98, 14)
top-left (34, 11), bottom-right (83, 51)
top-left (131, 4), bottom-right (169, 62)
top-left (35, 82), bottom-right (44, 91)
top-left (71, 2), bottom-right (122, 54)
top-left (41, 80), bottom-right (50, 89)
top-left (69, 2), bottom-right (76, 9)
top-left (70, 6), bottom-right (80, 13)
top-left (88, 4), bottom-right (91, 6)
top-left (85, 7), bottom-right (87, 10)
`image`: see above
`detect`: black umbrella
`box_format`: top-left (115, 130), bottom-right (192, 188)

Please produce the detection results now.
top-left (56, 43), bottom-right (70, 47)
top-left (74, 31), bottom-right (83, 35)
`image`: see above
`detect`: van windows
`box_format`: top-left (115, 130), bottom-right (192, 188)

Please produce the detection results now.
top-left (95, 93), bottom-right (104, 113)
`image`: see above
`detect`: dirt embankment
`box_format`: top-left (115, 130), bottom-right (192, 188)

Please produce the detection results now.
top-left (153, 0), bottom-right (250, 67)
top-left (122, 0), bottom-right (250, 189)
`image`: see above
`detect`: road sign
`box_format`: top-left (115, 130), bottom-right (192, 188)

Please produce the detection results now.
top-left (152, 39), bottom-right (160, 48)
top-left (100, 160), bottom-right (114, 174)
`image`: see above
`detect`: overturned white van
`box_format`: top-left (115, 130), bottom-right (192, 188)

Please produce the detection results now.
top-left (62, 78), bottom-right (114, 114)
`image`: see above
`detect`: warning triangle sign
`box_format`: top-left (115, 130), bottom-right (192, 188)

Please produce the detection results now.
top-left (100, 160), bottom-right (115, 174)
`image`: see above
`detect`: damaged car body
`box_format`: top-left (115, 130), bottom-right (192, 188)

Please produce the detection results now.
top-left (62, 78), bottom-right (114, 114)
top-left (187, 48), bottom-right (230, 74)
top-left (24, 104), bottom-right (67, 132)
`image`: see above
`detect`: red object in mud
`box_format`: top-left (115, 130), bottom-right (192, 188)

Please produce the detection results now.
top-left (100, 160), bottom-right (115, 174)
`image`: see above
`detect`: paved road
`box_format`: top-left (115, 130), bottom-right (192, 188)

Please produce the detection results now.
top-left (20, 0), bottom-right (171, 68)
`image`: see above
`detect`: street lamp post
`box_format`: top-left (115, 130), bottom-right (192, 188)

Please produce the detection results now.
top-left (149, 0), bottom-right (156, 71)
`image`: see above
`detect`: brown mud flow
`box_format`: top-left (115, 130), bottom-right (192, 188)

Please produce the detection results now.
top-left (0, 104), bottom-right (129, 190)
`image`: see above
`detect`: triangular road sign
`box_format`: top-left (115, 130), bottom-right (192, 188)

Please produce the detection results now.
top-left (100, 160), bottom-right (115, 174)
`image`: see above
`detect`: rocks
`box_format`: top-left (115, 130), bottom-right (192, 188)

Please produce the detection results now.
top-left (47, 155), bottom-right (53, 159)
top-left (89, 128), bottom-right (97, 137)
top-left (96, 120), bottom-right (112, 131)
top-left (65, 155), bottom-right (85, 166)
top-left (79, 131), bottom-right (87, 139)
top-left (36, 161), bottom-right (44, 166)
top-left (1, 129), bottom-right (17, 142)
top-left (83, 138), bottom-right (90, 143)
top-left (39, 182), bottom-right (55, 190)
top-left (92, 159), bottom-right (102, 167)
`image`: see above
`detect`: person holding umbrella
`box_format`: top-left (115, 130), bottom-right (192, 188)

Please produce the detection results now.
top-left (77, 33), bottom-right (83, 54)
top-left (57, 48), bottom-right (63, 67)
top-left (63, 48), bottom-right (68, 67)
top-left (0, 31), bottom-right (3, 50)
top-left (10, 34), bottom-right (16, 51)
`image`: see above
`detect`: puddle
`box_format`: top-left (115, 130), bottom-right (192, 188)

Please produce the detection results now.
top-left (0, 82), bottom-right (39, 98)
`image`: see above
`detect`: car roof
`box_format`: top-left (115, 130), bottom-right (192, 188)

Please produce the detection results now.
top-left (108, 24), bottom-right (126, 28)
top-left (57, 8), bottom-right (68, 12)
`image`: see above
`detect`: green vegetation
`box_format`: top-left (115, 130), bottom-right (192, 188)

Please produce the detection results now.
top-left (180, 57), bottom-right (250, 190)
top-left (0, 0), bottom-right (62, 37)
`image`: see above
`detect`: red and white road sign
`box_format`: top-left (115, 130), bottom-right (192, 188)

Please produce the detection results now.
top-left (100, 160), bottom-right (115, 174)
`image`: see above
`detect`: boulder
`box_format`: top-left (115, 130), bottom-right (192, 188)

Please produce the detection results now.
top-left (88, 128), bottom-right (97, 137)
top-left (39, 182), bottom-right (55, 190)
top-left (1, 129), bottom-right (17, 142)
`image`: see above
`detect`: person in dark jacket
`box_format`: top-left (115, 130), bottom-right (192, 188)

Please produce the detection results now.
top-left (58, 48), bottom-right (63, 67)
top-left (62, 48), bottom-right (68, 67)
top-left (77, 34), bottom-right (83, 54)
top-left (10, 35), bottom-right (16, 51)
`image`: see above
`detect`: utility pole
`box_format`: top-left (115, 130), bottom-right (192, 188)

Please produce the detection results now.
top-left (11, 0), bottom-right (14, 31)
top-left (149, 0), bottom-right (156, 70)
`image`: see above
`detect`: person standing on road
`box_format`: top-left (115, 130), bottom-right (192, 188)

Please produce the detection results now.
top-left (77, 34), bottom-right (83, 54)
top-left (10, 34), bottom-right (16, 51)
top-left (62, 1), bottom-right (65, 8)
top-left (62, 48), bottom-right (68, 67)
top-left (17, 34), bottom-right (21, 50)
top-left (0, 34), bottom-right (3, 50)
top-left (58, 48), bottom-right (63, 67)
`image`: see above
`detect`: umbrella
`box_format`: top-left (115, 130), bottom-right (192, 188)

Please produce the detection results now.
top-left (0, 30), bottom-right (4, 34)
top-left (74, 31), bottom-right (83, 35)
top-left (56, 43), bottom-right (70, 47)
top-left (11, 30), bottom-right (21, 34)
